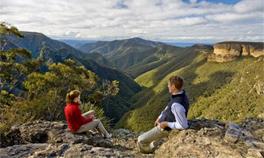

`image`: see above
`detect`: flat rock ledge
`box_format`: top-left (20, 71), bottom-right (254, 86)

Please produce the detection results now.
top-left (0, 118), bottom-right (263, 158)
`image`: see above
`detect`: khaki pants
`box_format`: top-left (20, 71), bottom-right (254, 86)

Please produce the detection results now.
top-left (137, 126), bottom-right (169, 153)
top-left (76, 110), bottom-right (110, 137)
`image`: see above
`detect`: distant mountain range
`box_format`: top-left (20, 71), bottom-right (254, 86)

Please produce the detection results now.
top-left (76, 37), bottom-right (213, 78)
top-left (60, 39), bottom-right (96, 49)
top-left (59, 39), bottom-right (208, 48)
top-left (1, 32), bottom-right (84, 58)
top-left (163, 42), bottom-right (198, 47)
top-left (2, 31), bottom-right (264, 129)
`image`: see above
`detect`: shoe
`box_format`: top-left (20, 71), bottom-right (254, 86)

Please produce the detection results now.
top-left (150, 141), bottom-right (155, 149)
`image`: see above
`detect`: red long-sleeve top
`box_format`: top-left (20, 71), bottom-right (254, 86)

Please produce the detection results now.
top-left (64, 102), bottom-right (92, 132)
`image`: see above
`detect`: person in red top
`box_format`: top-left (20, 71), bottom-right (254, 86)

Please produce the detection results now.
top-left (64, 90), bottom-right (111, 138)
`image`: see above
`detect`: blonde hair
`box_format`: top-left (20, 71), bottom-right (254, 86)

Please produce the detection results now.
top-left (66, 90), bottom-right (80, 103)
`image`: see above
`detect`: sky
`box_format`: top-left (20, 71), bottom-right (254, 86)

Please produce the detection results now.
top-left (1, 0), bottom-right (264, 43)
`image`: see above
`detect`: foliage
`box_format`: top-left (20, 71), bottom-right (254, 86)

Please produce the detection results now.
top-left (0, 22), bottom-right (23, 37)
top-left (0, 23), bottom-right (33, 106)
top-left (0, 58), bottom-right (119, 133)
top-left (80, 102), bottom-right (111, 129)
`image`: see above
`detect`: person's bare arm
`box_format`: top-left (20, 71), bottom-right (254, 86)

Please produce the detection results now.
top-left (154, 117), bottom-right (160, 126)
top-left (154, 112), bottom-right (163, 126)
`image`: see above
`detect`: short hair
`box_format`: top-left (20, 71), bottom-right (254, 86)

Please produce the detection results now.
top-left (169, 76), bottom-right (184, 90)
top-left (66, 90), bottom-right (80, 103)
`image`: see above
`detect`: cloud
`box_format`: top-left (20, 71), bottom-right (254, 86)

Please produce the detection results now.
top-left (206, 11), bottom-right (263, 23)
top-left (0, 0), bottom-right (263, 42)
top-left (234, 0), bottom-right (264, 13)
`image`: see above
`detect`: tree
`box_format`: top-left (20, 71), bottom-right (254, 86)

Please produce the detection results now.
top-left (0, 22), bottom-right (23, 37)
top-left (0, 23), bottom-right (35, 106)
top-left (23, 59), bottom-right (119, 120)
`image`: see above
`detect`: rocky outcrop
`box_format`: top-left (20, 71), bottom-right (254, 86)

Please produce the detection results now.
top-left (155, 118), bottom-right (264, 158)
top-left (0, 119), bottom-right (263, 158)
top-left (0, 120), bottom-right (152, 158)
top-left (208, 41), bottom-right (264, 62)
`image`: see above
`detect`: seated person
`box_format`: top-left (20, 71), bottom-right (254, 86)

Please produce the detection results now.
top-left (64, 90), bottom-right (111, 138)
top-left (137, 76), bottom-right (189, 153)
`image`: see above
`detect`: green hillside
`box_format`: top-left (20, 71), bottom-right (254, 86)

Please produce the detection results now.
top-left (84, 52), bottom-right (113, 68)
top-left (78, 38), bottom-right (165, 72)
top-left (2, 31), bottom-right (83, 58)
top-left (116, 50), bottom-right (264, 131)
top-left (126, 45), bottom-right (186, 78)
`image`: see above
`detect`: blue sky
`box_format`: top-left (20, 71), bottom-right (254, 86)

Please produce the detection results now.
top-left (1, 0), bottom-right (263, 43)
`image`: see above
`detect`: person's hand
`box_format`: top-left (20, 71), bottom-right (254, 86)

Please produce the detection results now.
top-left (159, 121), bottom-right (168, 129)
top-left (88, 112), bottom-right (95, 118)
top-left (90, 111), bottom-right (95, 115)
top-left (88, 114), bottom-right (94, 121)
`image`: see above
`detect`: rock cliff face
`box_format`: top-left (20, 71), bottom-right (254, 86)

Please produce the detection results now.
top-left (0, 119), bottom-right (263, 158)
top-left (208, 41), bottom-right (264, 62)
